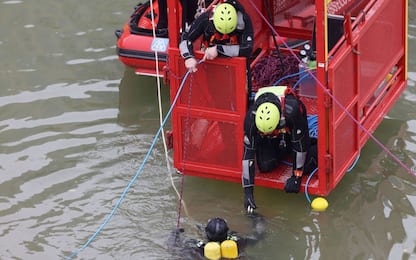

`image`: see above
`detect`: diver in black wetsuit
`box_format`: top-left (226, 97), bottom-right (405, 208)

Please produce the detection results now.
top-left (179, 0), bottom-right (254, 73)
top-left (167, 215), bottom-right (265, 259)
top-left (242, 86), bottom-right (318, 213)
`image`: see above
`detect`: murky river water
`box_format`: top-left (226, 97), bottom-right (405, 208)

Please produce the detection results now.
top-left (1, 0), bottom-right (416, 259)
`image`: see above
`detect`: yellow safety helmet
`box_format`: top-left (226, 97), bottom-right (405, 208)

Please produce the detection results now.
top-left (255, 102), bottom-right (280, 134)
top-left (213, 3), bottom-right (237, 34)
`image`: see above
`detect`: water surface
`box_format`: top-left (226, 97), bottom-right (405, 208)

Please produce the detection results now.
top-left (1, 0), bottom-right (416, 259)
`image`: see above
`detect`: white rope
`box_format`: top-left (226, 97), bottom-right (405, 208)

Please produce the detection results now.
top-left (149, 0), bottom-right (189, 217)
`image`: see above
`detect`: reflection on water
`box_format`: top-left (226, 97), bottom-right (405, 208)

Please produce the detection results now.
top-left (0, 0), bottom-right (416, 259)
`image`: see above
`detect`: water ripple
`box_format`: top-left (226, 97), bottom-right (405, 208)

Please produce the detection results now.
top-left (2, 0), bottom-right (23, 4)
top-left (66, 59), bottom-right (95, 65)
top-left (0, 137), bottom-right (97, 180)
top-left (0, 80), bottom-right (119, 107)
top-left (0, 108), bottom-right (118, 132)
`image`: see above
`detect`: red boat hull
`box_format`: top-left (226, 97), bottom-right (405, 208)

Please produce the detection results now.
top-left (115, 1), bottom-right (169, 76)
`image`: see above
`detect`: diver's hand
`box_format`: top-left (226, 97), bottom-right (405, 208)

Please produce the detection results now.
top-left (244, 186), bottom-right (257, 214)
top-left (247, 212), bottom-right (266, 240)
top-left (185, 57), bottom-right (198, 73)
top-left (203, 46), bottom-right (218, 61)
top-left (284, 175), bottom-right (302, 193)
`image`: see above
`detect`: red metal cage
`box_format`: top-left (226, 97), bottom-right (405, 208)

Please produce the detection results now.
top-left (164, 0), bottom-right (407, 195)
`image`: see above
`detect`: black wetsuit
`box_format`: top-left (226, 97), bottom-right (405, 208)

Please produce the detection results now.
top-left (241, 90), bottom-right (311, 189)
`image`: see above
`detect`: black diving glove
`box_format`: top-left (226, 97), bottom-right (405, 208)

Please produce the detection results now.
top-left (284, 175), bottom-right (302, 193)
top-left (244, 186), bottom-right (257, 214)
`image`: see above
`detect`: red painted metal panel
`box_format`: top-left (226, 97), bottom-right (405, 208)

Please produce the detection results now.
top-left (326, 0), bottom-right (408, 192)
top-left (169, 49), bottom-right (247, 183)
top-left (358, 0), bottom-right (405, 105)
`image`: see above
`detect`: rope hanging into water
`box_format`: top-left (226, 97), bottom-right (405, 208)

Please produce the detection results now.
top-left (176, 70), bottom-right (195, 229)
top-left (305, 168), bottom-right (318, 204)
top-left (149, 0), bottom-right (190, 218)
top-left (246, 0), bottom-right (415, 179)
top-left (65, 69), bottom-right (193, 260)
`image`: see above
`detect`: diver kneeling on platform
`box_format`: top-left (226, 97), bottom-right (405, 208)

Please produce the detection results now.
top-left (242, 86), bottom-right (318, 213)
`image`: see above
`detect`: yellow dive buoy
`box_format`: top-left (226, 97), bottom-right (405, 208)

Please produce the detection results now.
top-left (204, 242), bottom-right (221, 260)
top-left (204, 240), bottom-right (239, 259)
top-left (221, 240), bottom-right (238, 258)
top-left (311, 197), bottom-right (329, 211)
